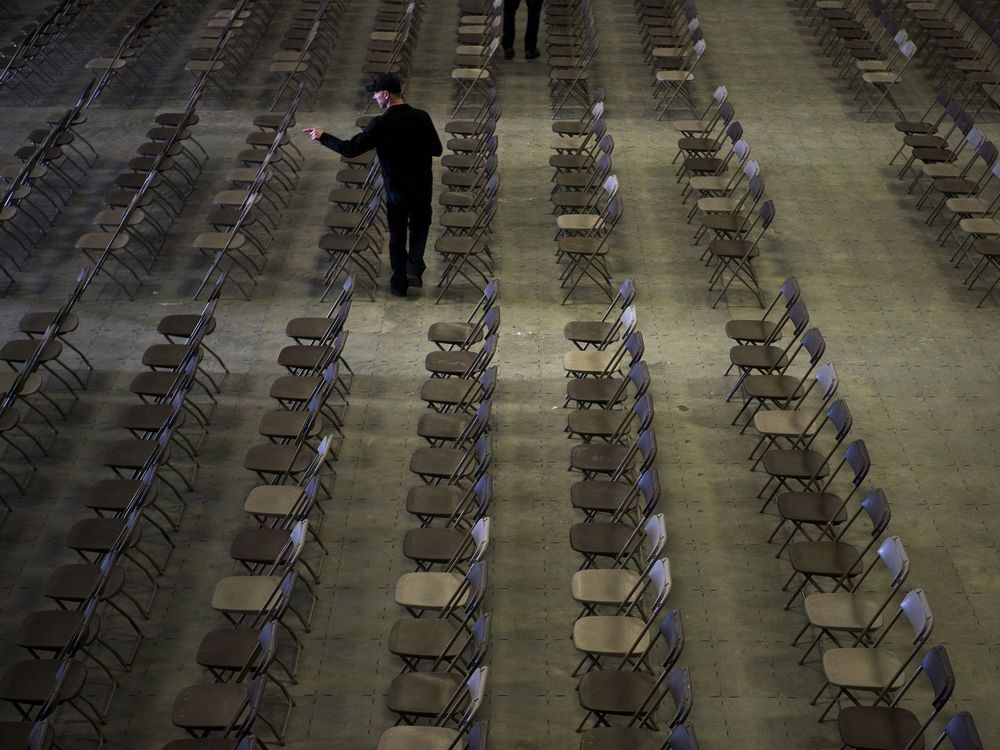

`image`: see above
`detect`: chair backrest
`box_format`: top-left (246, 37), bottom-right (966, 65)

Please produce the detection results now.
top-left (642, 514), bottom-right (667, 566)
top-left (862, 484), bottom-right (890, 529)
top-left (667, 723), bottom-right (700, 750)
top-left (636, 430), bottom-right (658, 479)
top-left (932, 712), bottom-right (983, 750)
top-left (466, 721), bottom-right (489, 750)
top-left (468, 516), bottom-right (491, 563)
top-left (814, 362), bottom-right (838, 401)
top-left (878, 535), bottom-right (910, 589)
top-left (758, 199), bottom-right (776, 229)
top-left (886, 645), bottom-right (954, 750)
top-left (25, 720), bottom-right (52, 750)
top-left (658, 609), bottom-right (685, 671)
top-left (825, 398), bottom-right (852, 441)
top-left (842, 438), bottom-right (870, 483)
top-left (899, 588), bottom-right (935, 645)
top-left (666, 666), bottom-right (694, 728)
top-left (455, 666), bottom-right (489, 732)
top-left (629, 361), bottom-right (652, 397)
top-left (801, 327), bottom-right (825, 364)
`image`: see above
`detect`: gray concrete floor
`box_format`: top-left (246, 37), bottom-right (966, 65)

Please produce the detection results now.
top-left (0, 0), bottom-right (998, 747)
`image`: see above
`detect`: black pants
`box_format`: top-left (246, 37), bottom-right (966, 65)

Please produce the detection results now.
top-left (502, 0), bottom-right (542, 51)
top-left (386, 192), bottom-right (432, 292)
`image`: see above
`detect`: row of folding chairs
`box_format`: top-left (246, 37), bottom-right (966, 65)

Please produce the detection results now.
top-left (362, 0), bottom-right (423, 111)
top-left (899, 0), bottom-right (999, 88)
top-left (437, 17), bottom-right (500, 302)
top-left (0, 286), bottom-right (226, 748)
top-left (720, 276), bottom-right (984, 749)
top-left (543, 0), bottom-right (599, 117)
top-left (374, 284), bottom-right (501, 747)
top-left (823, 1), bottom-right (913, 88)
top-left (550, 91), bottom-right (622, 303)
top-left (156, 278), bottom-right (357, 748)
top-left (266, 0), bottom-right (346, 111)
top-left (85, 0), bottom-right (197, 108)
top-left (0, 82), bottom-right (98, 291)
top-left (184, 0), bottom-right (280, 109)
top-left (0, 269), bottom-right (95, 505)
top-left (797, 0), bottom-right (919, 120)
top-left (886, 91), bottom-right (1000, 304)
top-left (451, 9), bottom-right (500, 118)
top-left (558, 285), bottom-right (702, 749)
top-left (661, 86), bottom-right (776, 307)
top-left (195, 93), bottom-right (305, 300)
top-left (0, 0), bottom-right (115, 104)
top-left (76, 97), bottom-right (208, 299)
top-left (633, 0), bottom-right (708, 120)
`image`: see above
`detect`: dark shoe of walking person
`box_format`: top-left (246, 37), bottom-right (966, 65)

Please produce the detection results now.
top-left (525, 47), bottom-right (540, 59)
top-left (389, 285), bottom-right (407, 297)
top-left (407, 274), bottom-right (423, 288)
top-left (503, 46), bottom-right (515, 59)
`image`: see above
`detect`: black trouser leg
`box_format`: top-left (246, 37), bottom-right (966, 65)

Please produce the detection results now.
top-left (502, 0), bottom-right (520, 49)
top-left (524, 0), bottom-right (542, 51)
top-left (407, 200), bottom-right (432, 279)
top-left (386, 198), bottom-right (410, 293)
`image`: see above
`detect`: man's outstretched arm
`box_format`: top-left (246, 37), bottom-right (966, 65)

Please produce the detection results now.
top-left (303, 123), bottom-right (378, 157)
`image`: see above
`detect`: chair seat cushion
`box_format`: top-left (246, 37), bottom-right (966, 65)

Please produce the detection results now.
top-left (570, 521), bottom-right (632, 556)
top-left (577, 670), bottom-right (658, 713)
top-left (580, 727), bottom-right (661, 750)
top-left (837, 705), bottom-right (923, 750)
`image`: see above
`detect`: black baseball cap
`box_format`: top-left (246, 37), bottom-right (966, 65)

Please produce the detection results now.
top-left (366, 73), bottom-right (402, 94)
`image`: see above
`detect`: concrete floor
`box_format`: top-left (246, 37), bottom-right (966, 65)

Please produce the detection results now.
top-left (0, 0), bottom-right (998, 747)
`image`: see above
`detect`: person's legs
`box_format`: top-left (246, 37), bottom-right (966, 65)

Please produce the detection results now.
top-left (385, 196), bottom-right (410, 294)
top-left (502, 0), bottom-right (521, 55)
top-left (524, 0), bottom-right (542, 54)
top-left (406, 197), bottom-right (432, 282)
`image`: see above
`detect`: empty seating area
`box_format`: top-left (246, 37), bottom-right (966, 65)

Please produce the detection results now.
top-left (0, 0), bottom-right (997, 747)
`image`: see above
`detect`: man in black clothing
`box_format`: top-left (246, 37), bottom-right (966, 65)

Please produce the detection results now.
top-left (304, 73), bottom-right (443, 297)
top-left (502, 0), bottom-right (542, 59)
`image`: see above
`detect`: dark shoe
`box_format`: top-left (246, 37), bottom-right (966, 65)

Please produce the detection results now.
top-left (503, 46), bottom-right (515, 59)
top-left (407, 274), bottom-right (423, 288)
top-left (389, 286), bottom-right (407, 297)
top-left (525, 48), bottom-right (540, 59)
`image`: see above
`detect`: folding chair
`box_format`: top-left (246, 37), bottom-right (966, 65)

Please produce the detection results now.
top-left (793, 535), bottom-right (909, 665)
top-left (376, 669), bottom-right (488, 749)
top-left (559, 196), bottom-right (623, 302)
top-left (451, 39), bottom-right (499, 116)
top-left (577, 662), bottom-right (690, 736)
top-left (930, 712), bottom-right (984, 750)
top-left (654, 39), bottom-right (705, 120)
top-left (783, 487), bottom-right (891, 609)
top-left (838, 646), bottom-right (954, 750)
top-left (570, 517), bottom-right (666, 617)
top-left (571, 568), bottom-right (672, 676)
top-left (815, 588), bottom-right (935, 721)
top-left (859, 39), bottom-right (917, 121)
top-left (708, 199), bottom-right (775, 308)
top-left (755, 398), bottom-right (854, 512)
top-left (671, 83), bottom-right (729, 137)
top-left (551, 28), bottom-right (599, 117)
top-left (724, 276), bottom-right (800, 348)
top-left (564, 310), bottom-right (638, 378)
top-left (569, 449), bottom-right (659, 568)
top-left (564, 277), bottom-right (636, 350)
top-left (726, 300), bottom-right (810, 402)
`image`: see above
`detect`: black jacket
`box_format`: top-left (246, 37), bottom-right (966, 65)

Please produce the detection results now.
top-left (319, 103), bottom-right (443, 198)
